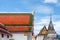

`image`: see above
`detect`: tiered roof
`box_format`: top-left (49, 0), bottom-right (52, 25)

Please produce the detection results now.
top-left (7, 26), bottom-right (29, 32)
top-left (0, 23), bottom-right (12, 36)
top-left (0, 13), bottom-right (33, 32)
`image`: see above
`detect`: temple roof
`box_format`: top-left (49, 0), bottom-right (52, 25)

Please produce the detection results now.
top-left (48, 13), bottom-right (56, 34)
top-left (0, 13), bottom-right (33, 32)
top-left (0, 23), bottom-right (7, 30)
top-left (38, 26), bottom-right (47, 35)
top-left (0, 13), bottom-right (33, 26)
top-left (0, 24), bottom-right (12, 36)
top-left (7, 26), bottom-right (29, 32)
top-left (48, 20), bottom-right (54, 30)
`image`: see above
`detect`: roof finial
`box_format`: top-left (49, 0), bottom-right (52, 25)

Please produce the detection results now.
top-left (32, 8), bottom-right (36, 15)
top-left (50, 13), bottom-right (52, 23)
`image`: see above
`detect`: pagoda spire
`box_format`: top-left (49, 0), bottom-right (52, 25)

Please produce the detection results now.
top-left (50, 12), bottom-right (52, 23)
top-left (48, 13), bottom-right (54, 30)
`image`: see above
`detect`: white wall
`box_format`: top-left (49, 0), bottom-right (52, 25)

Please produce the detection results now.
top-left (37, 36), bottom-right (44, 40)
top-left (32, 36), bottom-right (35, 40)
top-left (0, 34), bottom-right (9, 40)
top-left (47, 34), bottom-right (56, 38)
top-left (32, 38), bottom-right (34, 40)
top-left (2, 35), bottom-right (7, 40)
top-left (0, 34), bottom-right (2, 40)
top-left (11, 32), bottom-right (28, 40)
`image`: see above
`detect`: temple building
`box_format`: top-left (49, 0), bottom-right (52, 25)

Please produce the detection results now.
top-left (46, 17), bottom-right (56, 40)
top-left (36, 26), bottom-right (47, 40)
top-left (36, 14), bottom-right (57, 40)
top-left (0, 12), bottom-right (33, 40)
top-left (0, 23), bottom-right (12, 40)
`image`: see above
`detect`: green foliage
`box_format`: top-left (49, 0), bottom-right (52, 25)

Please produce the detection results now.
top-left (58, 38), bottom-right (60, 40)
top-left (9, 39), bottom-right (15, 40)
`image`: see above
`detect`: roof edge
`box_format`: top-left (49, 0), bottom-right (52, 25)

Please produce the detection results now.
top-left (0, 12), bottom-right (32, 13)
top-left (0, 12), bottom-right (34, 15)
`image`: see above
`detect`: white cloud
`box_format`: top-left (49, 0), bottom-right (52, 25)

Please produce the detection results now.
top-left (34, 25), bottom-right (44, 35)
top-left (34, 15), bottom-right (60, 35)
top-left (34, 16), bottom-right (49, 35)
top-left (44, 0), bottom-right (58, 3)
top-left (54, 21), bottom-right (60, 34)
top-left (36, 5), bottom-right (54, 14)
top-left (43, 0), bottom-right (60, 7)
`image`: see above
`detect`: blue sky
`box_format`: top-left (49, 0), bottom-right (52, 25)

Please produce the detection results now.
top-left (0, 0), bottom-right (60, 35)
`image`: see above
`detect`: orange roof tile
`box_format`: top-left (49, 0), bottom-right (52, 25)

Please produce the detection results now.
top-left (0, 15), bottom-right (30, 24)
top-left (7, 26), bottom-right (29, 31)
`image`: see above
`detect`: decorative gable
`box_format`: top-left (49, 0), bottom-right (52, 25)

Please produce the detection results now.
top-left (39, 26), bottom-right (47, 35)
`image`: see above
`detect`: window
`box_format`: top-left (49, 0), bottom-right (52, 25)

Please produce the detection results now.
top-left (1, 34), bottom-right (4, 38)
top-left (7, 35), bottom-right (9, 38)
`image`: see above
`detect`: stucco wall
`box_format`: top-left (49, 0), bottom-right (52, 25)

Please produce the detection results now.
top-left (11, 32), bottom-right (28, 40)
top-left (37, 36), bottom-right (44, 40)
top-left (0, 34), bottom-right (9, 40)
top-left (32, 37), bottom-right (35, 40)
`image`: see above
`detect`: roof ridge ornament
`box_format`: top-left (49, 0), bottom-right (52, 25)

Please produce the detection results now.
top-left (32, 9), bottom-right (36, 15)
top-left (50, 13), bottom-right (52, 24)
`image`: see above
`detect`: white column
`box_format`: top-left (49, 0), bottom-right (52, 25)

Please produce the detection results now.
top-left (0, 34), bottom-right (2, 40)
top-left (27, 32), bottom-right (32, 40)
